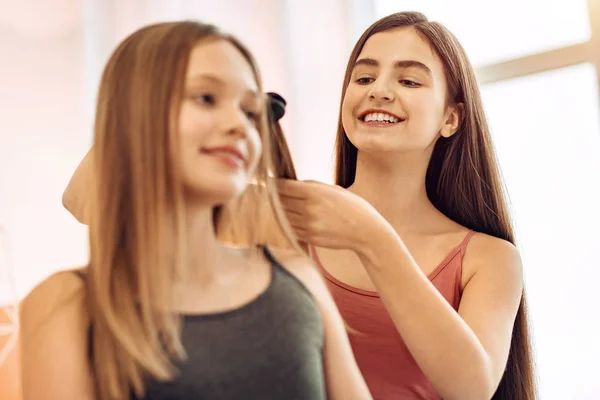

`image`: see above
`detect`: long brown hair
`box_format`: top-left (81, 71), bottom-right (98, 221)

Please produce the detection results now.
top-left (334, 12), bottom-right (536, 399)
top-left (88, 21), bottom-right (298, 400)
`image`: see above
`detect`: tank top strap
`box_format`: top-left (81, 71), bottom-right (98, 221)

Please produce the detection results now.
top-left (460, 230), bottom-right (476, 251)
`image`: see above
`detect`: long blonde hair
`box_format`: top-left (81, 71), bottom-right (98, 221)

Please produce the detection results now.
top-left (335, 12), bottom-right (536, 399)
top-left (88, 21), bottom-right (298, 399)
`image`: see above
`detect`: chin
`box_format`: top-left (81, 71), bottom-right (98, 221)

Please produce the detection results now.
top-left (350, 134), bottom-right (399, 153)
top-left (184, 179), bottom-right (249, 207)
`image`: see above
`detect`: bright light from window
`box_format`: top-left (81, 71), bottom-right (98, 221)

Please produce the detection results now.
top-left (374, 0), bottom-right (591, 66)
top-left (481, 63), bottom-right (600, 400)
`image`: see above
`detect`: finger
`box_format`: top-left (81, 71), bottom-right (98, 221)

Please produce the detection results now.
top-left (289, 226), bottom-right (310, 242)
top-left (283, 210), bottom-right (306, 228)
top-left (301, 179), bottom-right (340, 195)
top-left (282, 207), bottom-right (302, 217)
top-left (302, 179), bottom-right (322, 185)
top-left (279, 196), bottom-right (306, 213)
top-left (294, 229), bottom-right (316, 245)
top-left (286, 214), bottom-right (308, 237)
top-left (276, 179), bottom-right (309, 199)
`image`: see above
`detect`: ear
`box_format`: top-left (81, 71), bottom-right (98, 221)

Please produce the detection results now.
top-left (440, 102), bottom-right (463, 138)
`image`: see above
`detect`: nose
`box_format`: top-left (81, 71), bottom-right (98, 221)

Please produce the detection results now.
top-left (223, 106), bottom-right (250, 137)
top-left (368, 78), bottom-right (394, 102)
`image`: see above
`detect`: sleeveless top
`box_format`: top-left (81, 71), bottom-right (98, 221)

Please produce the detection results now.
top-left (77, 246), bottom-right (326, 400)
top-left (311, 231), bottom-right (476, 400)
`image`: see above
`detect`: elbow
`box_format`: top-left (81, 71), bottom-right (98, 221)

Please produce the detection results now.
top-left (61, 188), bottom-right (72, 212)
top-left (61, 181), bottom-right (79, 217)
top-left (62, 188), bottom-right (89, 225)
top-left (470, 376), bottom-right (496, 400)
top-left (441, 358), bottom-right (497, 400)
top-left (61, 190), bottom-right (78, 222)
top-left (443, 379), bottom-right (495, 400)
top-left (468, 376), bottom-right (496, 400)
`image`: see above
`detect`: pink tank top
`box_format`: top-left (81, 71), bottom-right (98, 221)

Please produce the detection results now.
top-left (311, 231), bottom-right (475, 400)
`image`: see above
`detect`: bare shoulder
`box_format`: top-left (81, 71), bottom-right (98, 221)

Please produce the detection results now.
top-left (466, 233), bottom-right (522, 268)
top-left (20, 268), bottom-right (95, 399)
top-left (462, 232), bottom-right (523, 287)
top-left (20, 268), bottom-right (89, 332)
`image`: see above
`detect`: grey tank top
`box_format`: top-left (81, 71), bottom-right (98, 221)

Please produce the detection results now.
top-left (81, 246), bottom-right (326, 400)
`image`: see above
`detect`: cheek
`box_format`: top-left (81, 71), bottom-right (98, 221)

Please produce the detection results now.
top-left (341, 89), bottom-right (357, 131)
top-left (178, 104), bottom-right (211, 147)
top-left (176, 105), bottom-right (212, 175)
top-left (408, 93), bottom-right (445, 130)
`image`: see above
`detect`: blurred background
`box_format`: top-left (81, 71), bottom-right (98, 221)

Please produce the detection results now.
top-left (1, 0), bottom-right (599, 398)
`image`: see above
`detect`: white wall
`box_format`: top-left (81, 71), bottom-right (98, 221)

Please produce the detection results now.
top-left (0, 2), bottom-right (88, 304)
top-left (0, 0), bottom-right (358, 302)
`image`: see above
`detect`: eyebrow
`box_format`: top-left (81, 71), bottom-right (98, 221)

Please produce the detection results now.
top-left (354, 58), bottom-right (432, 76)
top-left (187, 74), bottom-right (260, 98)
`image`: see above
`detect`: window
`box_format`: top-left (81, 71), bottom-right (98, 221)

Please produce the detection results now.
top-left (480, 64), bottom-right (600, 398)
top-left (374, 0), bottom-right (591, 67)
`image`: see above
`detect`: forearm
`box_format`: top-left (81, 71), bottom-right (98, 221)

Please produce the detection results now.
top-left (356, 228), bottom-right (494, 399)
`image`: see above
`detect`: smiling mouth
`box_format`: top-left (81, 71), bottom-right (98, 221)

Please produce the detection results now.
top-left (201, 147), bottom-right (247, 168)
top-left (358, 112), bottom-right (405, 126)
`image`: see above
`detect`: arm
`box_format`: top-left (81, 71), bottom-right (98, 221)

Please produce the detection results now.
top-left (357, 227), bottom-right (523, 400)
top-left (62, 149), bottom-right (93, 225)
top-left (269, 249), bottom-right (372, 400)
top-left (277, 180), bottom-right (523, 399)
top-left (19, 270), bottom-right (95, 400)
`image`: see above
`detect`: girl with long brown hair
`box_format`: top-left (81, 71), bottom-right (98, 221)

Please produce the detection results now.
top-left (19, 21), bottom-right (370, 400)
top-left (278, 12), bottom-right (536, 400)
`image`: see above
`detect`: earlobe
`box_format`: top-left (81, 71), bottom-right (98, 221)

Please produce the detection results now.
top-left (441, 102), bottom-right (463, 138)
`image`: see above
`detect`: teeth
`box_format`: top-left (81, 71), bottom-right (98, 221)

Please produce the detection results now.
top-left (363, 112), bottom-right (399, 123)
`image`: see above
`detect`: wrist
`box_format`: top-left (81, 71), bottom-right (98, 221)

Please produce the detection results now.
top-left (354, 216), bottom-right (400, 262)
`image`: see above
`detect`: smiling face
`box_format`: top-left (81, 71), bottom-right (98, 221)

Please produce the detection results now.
top-left (341, 27), bottom-right (460, 156)
top-left (177, 38), bottom-right (264, 206)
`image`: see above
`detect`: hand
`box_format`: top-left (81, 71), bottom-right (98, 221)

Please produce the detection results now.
top-left (277, 179), bottom-right (391, 251)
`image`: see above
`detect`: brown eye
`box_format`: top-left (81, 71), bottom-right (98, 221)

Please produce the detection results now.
top-left (399, 80), bottom-right (421, 87)
top-left (245, 109), bottom-right (258, 121)
top-left (355, 77), bottom-right (374, 84)
top-left (194, 93), bottom-right (216, 105)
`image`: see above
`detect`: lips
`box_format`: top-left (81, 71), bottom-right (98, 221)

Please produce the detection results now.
top-left (201, 146), bottom-right (247, 167)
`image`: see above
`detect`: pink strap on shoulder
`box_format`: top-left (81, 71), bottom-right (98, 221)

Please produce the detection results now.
top-left (460, 230), bottom-right (476, 250)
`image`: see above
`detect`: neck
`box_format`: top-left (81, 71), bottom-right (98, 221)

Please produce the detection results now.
top-left (348, 150), bottom-right (438, 233)
top-left (180, 204), bottom-right (223, 281)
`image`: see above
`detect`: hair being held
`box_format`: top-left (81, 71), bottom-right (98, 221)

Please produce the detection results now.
top-left (215, 91), bottom-right (301, 249)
